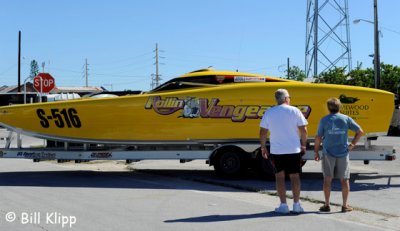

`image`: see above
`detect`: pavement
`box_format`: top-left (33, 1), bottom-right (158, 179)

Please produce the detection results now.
top-left (0, 158), bottom-right (398, 231)
top-left (0, 131), bottom-right (399, 230)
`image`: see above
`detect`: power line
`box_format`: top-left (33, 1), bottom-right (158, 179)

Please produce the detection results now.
top-left (91, 73), bottom-right (150, 78)
top-left (0, 63), bottom-right (18, 76)
top-left (89, 51), bottom-right (153, 66)
top-left (51, 67), bottom-right (82, 74)
top-left (51, 66), bottom-right (149, 78)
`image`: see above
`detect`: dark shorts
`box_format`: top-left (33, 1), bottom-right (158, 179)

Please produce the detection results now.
top-left (270, 153), bottom-right (302, 174)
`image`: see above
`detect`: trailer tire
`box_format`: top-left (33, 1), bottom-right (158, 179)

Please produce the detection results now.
top-left (254, 151), bottom-right (306, 180)
top-left (254, 152), bottom-right (276, 180)
top-left (213, 148), bottom-right (247, 178)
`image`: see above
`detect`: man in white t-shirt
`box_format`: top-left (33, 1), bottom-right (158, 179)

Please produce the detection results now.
top-left (259, 89), bottom-right (308, 214)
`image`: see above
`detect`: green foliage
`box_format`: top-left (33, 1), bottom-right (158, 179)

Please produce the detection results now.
top-left (313, 67), bottom-right (347, 85)
top-left (312, 63), bottom-right (400, 94)
top-left (380, 63), bottom-right (400, 93)
top-left (285, 66), bottom-right (306, 81)
top-left (347, 67), bottom-right (374, 88)
top-left (29, 60), bottom-right (39, 78)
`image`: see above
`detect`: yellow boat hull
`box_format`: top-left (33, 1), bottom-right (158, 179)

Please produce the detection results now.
top-left (0, 81), bottom-right (393, 144)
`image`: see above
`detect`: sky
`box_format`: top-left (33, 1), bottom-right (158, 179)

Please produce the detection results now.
top-left (1, 0), bottom-right (400, 91)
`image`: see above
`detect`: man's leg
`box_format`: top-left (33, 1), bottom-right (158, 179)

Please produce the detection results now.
top-left (275, 171), bottom-right (287, 203)
top-left (341, 178), bottom-right (350, 207)
top-left (323, 176), bottom-right (333, 206)
top-left (338, 155), bottom-right (352, 211)
top-left (289, 173), bottom-right (301, 203)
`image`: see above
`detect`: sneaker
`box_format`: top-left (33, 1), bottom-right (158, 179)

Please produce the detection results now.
top-left (274, 204), bottom-right (290, 214)
top-left (292, 202), bottom-right (304, 214)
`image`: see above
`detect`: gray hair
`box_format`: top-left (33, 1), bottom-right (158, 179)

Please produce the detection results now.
top-left (275, 89), bottom-right (290, 104)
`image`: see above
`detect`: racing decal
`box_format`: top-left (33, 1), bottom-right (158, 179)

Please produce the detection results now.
top-left (36, 108), bottom-right (82, 128)
top-left (339, 94), bottom-right (369, 117)
top-left (17, 151), bottom-right (56, 159)
top-left (90, 152), bottom-right (113, 159)
top-left (339, 94), bottom-right (360, 104)
top-left (145, 96), bottom-right (311, 122)
top-left (234, 76), bottom-right (267, 82)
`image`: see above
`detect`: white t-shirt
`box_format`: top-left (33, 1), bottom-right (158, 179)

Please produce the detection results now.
top-left (260, 104), bottom-right (308, 154)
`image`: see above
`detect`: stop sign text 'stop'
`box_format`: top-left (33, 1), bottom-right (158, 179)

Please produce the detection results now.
top-left (33, 73), bottom-right (55, 93)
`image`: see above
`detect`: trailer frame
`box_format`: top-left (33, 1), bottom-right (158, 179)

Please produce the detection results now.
top-left (0, 129), bottom-right (396, 178)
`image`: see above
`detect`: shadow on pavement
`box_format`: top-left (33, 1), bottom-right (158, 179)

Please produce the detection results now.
top-left (350, 173), bottom-right (400, 191)
top-left (0, 169), bottom-right (398, 193)
top-left (138, 169), bottom-right (400, 192)
top-left (164, 211), bottom-right (318, 223)
top-left (0, 170), bottom-right (182, 190)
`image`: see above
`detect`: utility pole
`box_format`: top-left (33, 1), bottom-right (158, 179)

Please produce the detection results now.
top-left (151, 43), bottom-right (163, 88)
top-left (287, 57), bottom-right (290, 78)
top-left (18, 31), bottom-right (21, 92)
top-left (374, 0), bottom-right (381, 89)
top-left (85, 58), bottom-right (89, 87)
top-left (150, 77), bottom-right (155, 89)
top-left (155, 43), bottom-right (159, 87)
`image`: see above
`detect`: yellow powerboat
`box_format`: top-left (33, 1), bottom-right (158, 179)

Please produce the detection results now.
top-left (0, 69), bottom-right (394, 144)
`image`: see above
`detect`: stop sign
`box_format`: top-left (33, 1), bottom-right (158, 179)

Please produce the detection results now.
top-left (33, 73), bottom-right (55, 93)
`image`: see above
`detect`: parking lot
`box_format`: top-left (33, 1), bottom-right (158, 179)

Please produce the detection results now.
top-left (0, 131), bottom-right (399, 230)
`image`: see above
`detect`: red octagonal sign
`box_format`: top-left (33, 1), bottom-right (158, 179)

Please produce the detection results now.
top-left (33, 73), bottom-right (55, 93)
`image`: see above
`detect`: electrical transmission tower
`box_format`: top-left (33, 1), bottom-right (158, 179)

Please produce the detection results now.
top-left (85, 58), bottom-right (89, 87)
top-left (305, 0), bottom-right (352, 79)
top-left (151, 43), bottom-right (164, 89)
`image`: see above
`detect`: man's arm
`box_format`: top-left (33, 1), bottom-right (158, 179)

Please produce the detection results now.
top-left (259, 128), bottom-right (269, 159)
top-left (348, 128), bottom-right (364, 152)
top-left (314, 135), bottom-right (322, 161)
top-left (298, 125), bottom-right (308, 154)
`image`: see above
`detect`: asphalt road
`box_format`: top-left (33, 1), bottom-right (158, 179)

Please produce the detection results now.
top-left (0, 132), bottom-right (399, 230)
top-left (0, 157), bottom-right (399, 231)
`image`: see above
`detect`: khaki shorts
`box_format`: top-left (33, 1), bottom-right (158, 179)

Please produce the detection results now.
top-left (321, 154), bottom-right (350, 179)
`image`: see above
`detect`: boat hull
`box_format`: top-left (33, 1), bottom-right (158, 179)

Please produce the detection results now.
top-left (0, 82), bottom-right (394, 144)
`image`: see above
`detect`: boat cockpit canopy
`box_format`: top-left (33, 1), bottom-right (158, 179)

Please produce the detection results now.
top-left (150, 72), bottom-right (289, 93)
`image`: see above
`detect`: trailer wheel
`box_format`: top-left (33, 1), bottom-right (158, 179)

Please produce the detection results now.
top-left (254, 152), bottom-right (276, 180)
top-left (254, 151), bottom-right (307, 180)
top-left (213, 149), bottom-right (246, 178)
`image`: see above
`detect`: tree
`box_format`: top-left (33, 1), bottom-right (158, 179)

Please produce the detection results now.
top-left (312, 63), bottom-right (400, 95)
top-left (347, 67), bottom-right (374, 88)
top-left (380, 63), bottom-right (400, 94)
top-left (313, 67), bottom-right (348, 85)
top-left (285, 66), bottom-right (306, 81)
top-left (29, 60), bottom-right (39, 78)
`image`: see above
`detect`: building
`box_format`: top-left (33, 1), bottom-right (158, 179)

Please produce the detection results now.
top-left (51, 86), bottom-right (105, 96)
top-left (0, 83), bottom-right (105, 105)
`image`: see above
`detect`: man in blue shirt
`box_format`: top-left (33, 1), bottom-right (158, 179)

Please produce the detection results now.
top-left (314, 98), bottom-right (363, 213)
